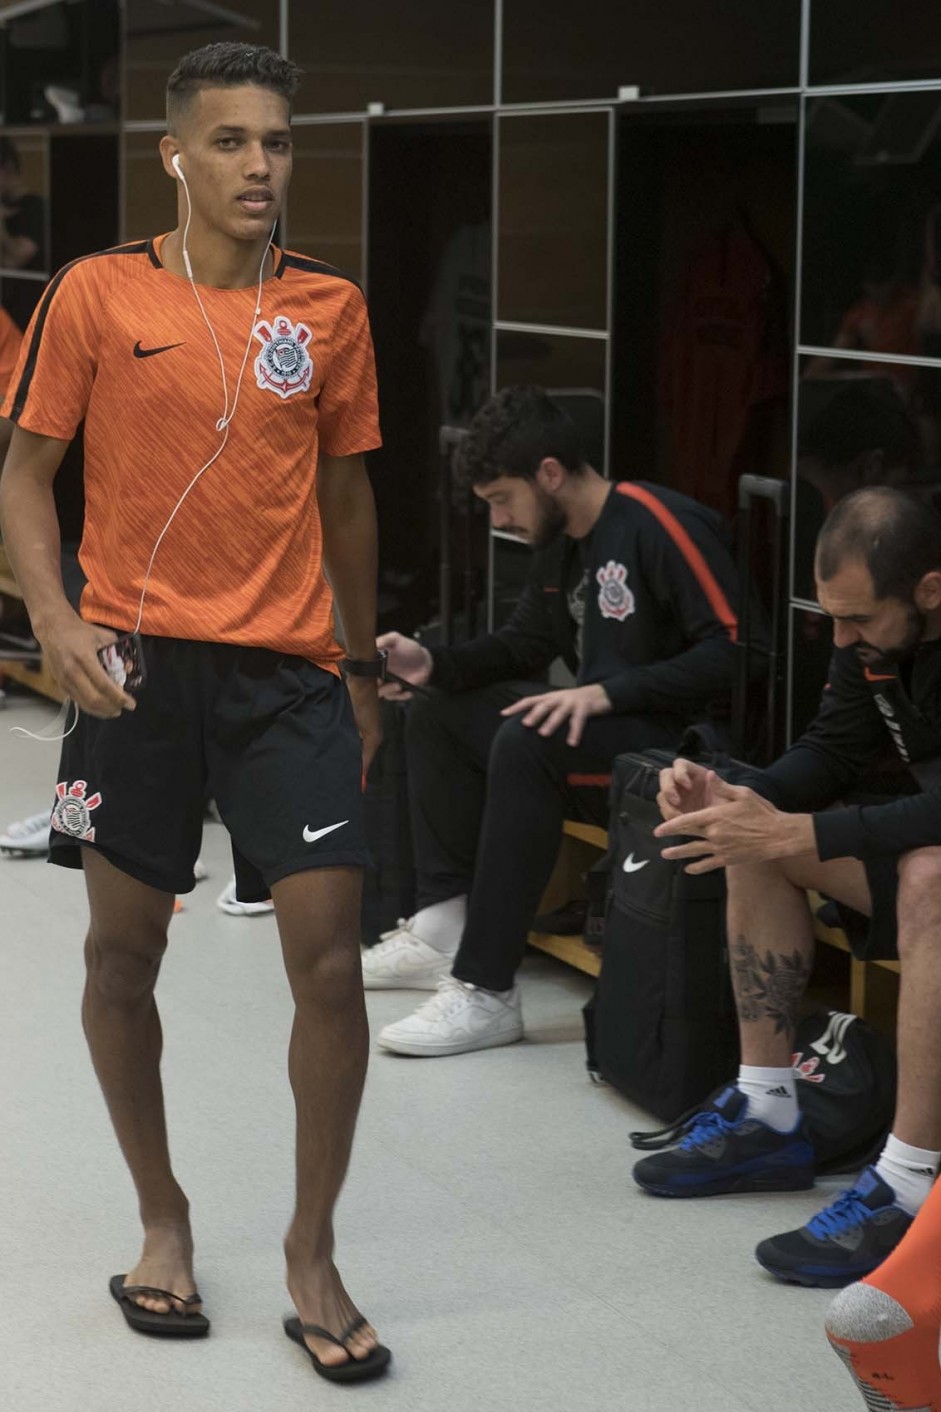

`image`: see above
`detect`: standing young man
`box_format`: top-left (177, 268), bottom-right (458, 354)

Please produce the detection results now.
top-left (0, 43), bottom-right (390, 1382)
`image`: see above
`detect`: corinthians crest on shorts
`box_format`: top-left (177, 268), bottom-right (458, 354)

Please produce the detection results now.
top-left (596, 560), bottom-right (636, 621)
top-left (51, 779), bottom-right (102, 841)
top-left (253, 314), bottom-right (314, 399)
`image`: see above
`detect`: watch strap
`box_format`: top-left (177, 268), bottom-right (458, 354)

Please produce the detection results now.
top-left (340, 649), bottom-right (388, 679)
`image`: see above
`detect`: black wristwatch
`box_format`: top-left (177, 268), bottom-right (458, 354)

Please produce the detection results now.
top-left (340, 649), bottom-right (388, 680)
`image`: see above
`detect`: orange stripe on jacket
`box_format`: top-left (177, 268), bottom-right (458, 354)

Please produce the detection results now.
top-left (616, 483), bottom-right (738, 643)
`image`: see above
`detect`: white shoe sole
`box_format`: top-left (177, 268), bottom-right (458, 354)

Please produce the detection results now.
top-left (362, 966), bottom-right (450, 991)
top-left (377, 1025), bottom-right (524, 1057)
top-left (218, 899), bottom-right (274, 916)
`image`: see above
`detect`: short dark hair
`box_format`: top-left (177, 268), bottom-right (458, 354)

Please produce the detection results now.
top-left (456, 385), bottom-right (587, 486)
top-left (166, 42), bottom-right (302, 132)
top-left (816, 486), bottom-right (941, 600)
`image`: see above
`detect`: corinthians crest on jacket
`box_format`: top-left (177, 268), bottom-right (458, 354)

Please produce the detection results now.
top-left (253, 315), bottom-right (314, 398)
top-left (596, 560), bottom-right (636, 621)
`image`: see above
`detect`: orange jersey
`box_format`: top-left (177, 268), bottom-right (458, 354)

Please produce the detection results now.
top-left (0, 303), bottom-right (23, 396)
top-left (1, 236), bottom-right (381, 667)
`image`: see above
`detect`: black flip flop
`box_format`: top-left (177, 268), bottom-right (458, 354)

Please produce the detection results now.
top-left (109, 1274), bottom-right (210, 1338)
top-left (283, 1314), bottom-right (391, 1383)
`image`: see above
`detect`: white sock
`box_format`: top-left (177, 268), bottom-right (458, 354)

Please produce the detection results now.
top-left (875, 1134), bottom-right (940, 1216)
top-left (411, 895), bottom-right (466, 954)
top-left (737, 1065), bottom-right (799, 1133)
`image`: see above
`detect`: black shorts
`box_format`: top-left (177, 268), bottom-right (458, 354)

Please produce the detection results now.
top-left (833, 855), bottom-right (900, 962)
top-left (49, 636), bottom-right (368, 899)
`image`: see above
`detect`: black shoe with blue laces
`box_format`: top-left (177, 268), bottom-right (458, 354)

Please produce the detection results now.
top-left (755, 1166), bottom-right (913, 1288)
top-left (631, 1086), bottom-right (815, 1198)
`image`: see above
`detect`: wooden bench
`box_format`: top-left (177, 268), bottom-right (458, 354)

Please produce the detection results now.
top-left (529, 823), bottom-right (899, 1026)
top-left (806, 889), bottom-right (899, 1024)
top-left (527, 820), bottom-right (605, 979)
top-left (0, 545), bottom-right (65, 703)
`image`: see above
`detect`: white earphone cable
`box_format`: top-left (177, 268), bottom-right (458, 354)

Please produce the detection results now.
top-left (14, 158), bottom-right (274, 744)
top-left (11, 696), bottom-right (78, 742)
top-left (132, 161), bottom-right (274, 637)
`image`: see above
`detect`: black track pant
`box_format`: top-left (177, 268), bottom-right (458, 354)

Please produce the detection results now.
top-left (405, 682), bottom-right (682, 991)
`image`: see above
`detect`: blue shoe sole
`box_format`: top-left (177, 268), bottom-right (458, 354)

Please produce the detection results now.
top-left (635, 1168), bottom-right (814, 1199)
top-left (754, 1252), bottom-right (877, 1289)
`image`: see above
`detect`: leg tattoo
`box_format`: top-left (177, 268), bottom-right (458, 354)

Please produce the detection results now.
top-left (730, 937), bottom-right (810, 1036)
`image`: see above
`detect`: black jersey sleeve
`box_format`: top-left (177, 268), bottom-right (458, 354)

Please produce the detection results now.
top-left (429, 549), bottom-right (561, 693)
top-left (735, 646), bottom-right (941, 859)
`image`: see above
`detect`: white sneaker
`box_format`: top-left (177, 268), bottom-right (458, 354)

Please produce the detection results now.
top-left (362, 917), bottom-right (455, 990)
top-left (377, 976), bottom-right (524, 1056)
top-left (216, 876), bottom-right (274, 916)
top-left (0, 808), bottom-right (52, 856)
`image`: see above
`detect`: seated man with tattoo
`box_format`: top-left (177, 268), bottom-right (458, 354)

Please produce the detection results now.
top-left (632, 486), bottom-right (941, 1291)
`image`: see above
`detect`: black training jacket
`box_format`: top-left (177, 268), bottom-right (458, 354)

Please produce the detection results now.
top-left (429, 481), bottom-right (741, 719)
top-left (743, 639), bottom-right (941, 860)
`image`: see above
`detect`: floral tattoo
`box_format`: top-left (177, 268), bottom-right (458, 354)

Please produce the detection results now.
top-left (730, 937), bottom-right (810, 1036)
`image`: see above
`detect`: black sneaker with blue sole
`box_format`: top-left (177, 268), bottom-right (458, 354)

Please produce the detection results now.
top-left (755, 1166), bottom-right (913, 1287)
top-left (632, 1086), bottom-right (815, 1198)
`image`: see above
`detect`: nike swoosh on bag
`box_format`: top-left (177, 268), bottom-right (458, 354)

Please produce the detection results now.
top-left (302, 820), bottom-right (349, 844)
top-left (134, 340), bottom-right (185, 358)
top-left (622, 853), bottom-right (649, 873)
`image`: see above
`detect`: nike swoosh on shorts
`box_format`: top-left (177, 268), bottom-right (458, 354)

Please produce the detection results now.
top-left (302, 820), bottom-right (349, 844)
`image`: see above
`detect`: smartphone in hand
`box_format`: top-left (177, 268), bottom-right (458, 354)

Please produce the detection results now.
top-left (97, 631), bottom-right (147, 692)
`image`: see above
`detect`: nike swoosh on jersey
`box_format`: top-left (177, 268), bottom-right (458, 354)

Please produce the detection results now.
top-left (133, 340), bottom-right (185, 358)
top-left (622, 853), bottom-right (649, 873)
top-left (302, 820), bottom-right (349, 844)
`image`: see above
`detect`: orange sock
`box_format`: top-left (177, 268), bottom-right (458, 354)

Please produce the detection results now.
top-left (826, 1176), bottom-right (941, 1409)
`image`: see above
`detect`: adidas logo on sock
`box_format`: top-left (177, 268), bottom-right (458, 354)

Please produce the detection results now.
top-left (765, 1085), bottom-right (792, 1098)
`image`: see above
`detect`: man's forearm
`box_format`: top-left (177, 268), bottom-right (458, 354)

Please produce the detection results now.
top-left (780, 812), bottom-right (818, 860)
top-left (0, 470), bottom-right (71, 636)
top-left (319, 457), bottom-right (378, 659)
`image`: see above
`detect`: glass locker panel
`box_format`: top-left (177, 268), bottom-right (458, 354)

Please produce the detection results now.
top-left (794, 357), bottom-right (941, 602)
top-left (123, 129), bottom-right (176, 243)
top-left (802, 90), bottom-right (941, 354)
top-left (498, 111), bottom-right (609, 331)
top-left (124, 0), bottom-right (278, 123)
top-left (810, 0), bottom-right (941, 88)
top-left (502, 0), bottom-right (800, 105)
top-left (289, 0), bottom-right (493, 115)
top-left (287, 124), bottom-right (363, 278)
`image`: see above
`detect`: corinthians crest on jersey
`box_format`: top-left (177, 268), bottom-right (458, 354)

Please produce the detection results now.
top-left (253, 314), bottom-right (314, 399)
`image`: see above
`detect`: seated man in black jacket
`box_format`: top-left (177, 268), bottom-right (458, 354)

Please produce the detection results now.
top-left (364, 384), bottom-right (745, 1057)
top-left (638, 485), bottom-right (941, 1304)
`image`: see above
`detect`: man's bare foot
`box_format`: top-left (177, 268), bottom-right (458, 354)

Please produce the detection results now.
top-left (123, 1221), bottom-right (201, 1315)
top-left (286, 1257), bottom-right (379, 1368)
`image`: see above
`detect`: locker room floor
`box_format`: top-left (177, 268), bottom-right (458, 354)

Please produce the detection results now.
top-left (1, 690), bottom-right (865, 1412)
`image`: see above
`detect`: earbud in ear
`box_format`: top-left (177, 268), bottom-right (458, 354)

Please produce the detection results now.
top-left (172, 153), bottom-right (184, 178)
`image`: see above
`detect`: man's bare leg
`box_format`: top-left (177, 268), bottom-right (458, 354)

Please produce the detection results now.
top-left (82, 848), bottom-right (198, 1315)
top-left (271, 866), bottom-right (378, 1370)
top-left (726, 854), bottom-right (872, 1064)
top-left (891, 847), bottom-right (941, 1150)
